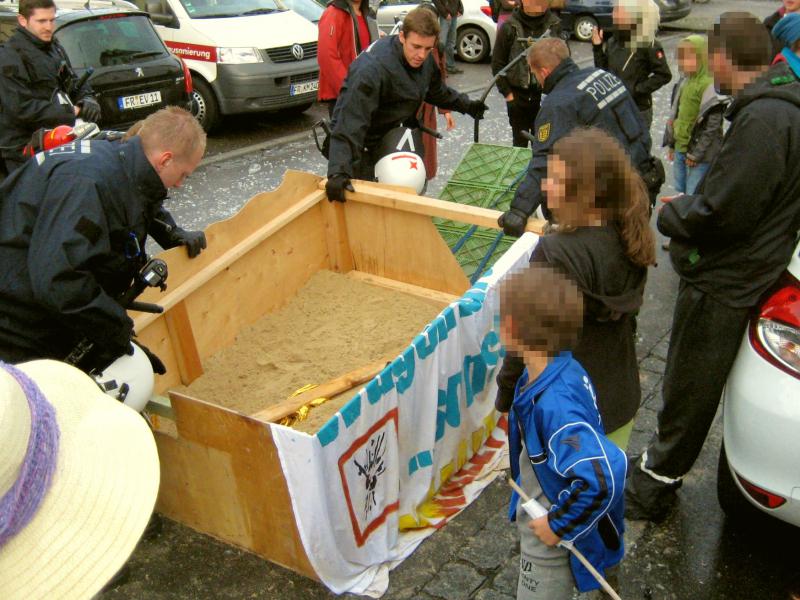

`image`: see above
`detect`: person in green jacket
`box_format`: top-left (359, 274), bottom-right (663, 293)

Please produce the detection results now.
top-left (663, 35), bottom-right (728, 196)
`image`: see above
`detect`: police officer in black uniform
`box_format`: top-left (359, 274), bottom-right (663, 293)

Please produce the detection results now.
top-left (0, 107), bottom-right (206, 371)
top-left (325, 6), bottom-right (488, 201)
top-left (0, 0), bottom-right (102, 174)
top-left (491, 0), bottom-right (561, 147)
top-left (499, 37), bottom-right (661, 235)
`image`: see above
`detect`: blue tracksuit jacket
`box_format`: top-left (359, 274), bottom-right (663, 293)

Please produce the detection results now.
top-left (508, 352), bottom-right (627, 592)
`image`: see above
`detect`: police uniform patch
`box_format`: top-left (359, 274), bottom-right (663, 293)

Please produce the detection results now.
top-left (537, 123), bottom-right (551, 142)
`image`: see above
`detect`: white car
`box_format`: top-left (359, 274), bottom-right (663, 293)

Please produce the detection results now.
top-left (718, 236), bottom-right (800, 528)
top-left (376, 0), bottom-right (496, 63)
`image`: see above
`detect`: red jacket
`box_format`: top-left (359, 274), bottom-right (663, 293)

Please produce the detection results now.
top-left (317, 0), bottom-right (378, 101)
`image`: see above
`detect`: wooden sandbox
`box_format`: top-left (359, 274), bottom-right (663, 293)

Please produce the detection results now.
top-left (133, 171), bottom-right (543, 586)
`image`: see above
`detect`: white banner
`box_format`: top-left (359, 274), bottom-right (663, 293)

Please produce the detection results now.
top-left (271, 233), bottom-right (538, 596)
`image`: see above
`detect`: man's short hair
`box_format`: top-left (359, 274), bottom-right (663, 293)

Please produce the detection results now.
top-left (402, 6), bottom-right (440, 38)
top-left (499, 264), bottom-right (584, 354)
top-left (709, 12), bottom-right (772, 69)
top-left (19, 0), bottom-right (55, 18)
top-left (528, 37), bottom-right (570, 71)
top-left (137, 106), bottom-right (206, 160)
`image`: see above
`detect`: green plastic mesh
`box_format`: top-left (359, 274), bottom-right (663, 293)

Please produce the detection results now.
top-left (435, 144), bottom-right (531, 280)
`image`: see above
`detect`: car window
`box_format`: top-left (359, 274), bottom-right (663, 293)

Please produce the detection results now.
top-left (56, 14), bottom-right (167, 69)
top-left (281, 0), bottom-right (323, 22)
top-left (379, 0), bottom-right (418, 7)
top-left (177, 0), bottom-right (286, 19)
top-left (0, 15), bottom-right (16, 44)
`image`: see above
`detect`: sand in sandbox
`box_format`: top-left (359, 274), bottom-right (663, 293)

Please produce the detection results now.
top-left (177, 270), bottom-right (446, 430)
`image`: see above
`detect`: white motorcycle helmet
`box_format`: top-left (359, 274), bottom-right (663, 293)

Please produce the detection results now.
top-left (373, 127), bottom-right (427, 194)
top-left (93, 342), bottom-right (155, 412)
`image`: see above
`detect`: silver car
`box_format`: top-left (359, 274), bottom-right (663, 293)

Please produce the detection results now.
top-left (376, 0), bottom-right (497, 63)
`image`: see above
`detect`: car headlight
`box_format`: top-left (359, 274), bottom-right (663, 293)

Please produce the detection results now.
top-left (217, 47), bottom-right (263, 64)
top-left (750, 275), bottom-right (800, 379)
top-left (757, 319), bottom-right (800, 374)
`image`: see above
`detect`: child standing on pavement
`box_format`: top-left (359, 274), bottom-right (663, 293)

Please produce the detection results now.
top-left (663, 35), bottom-right (727, 195)
top-left (499, 264), bottom-right (627, 599)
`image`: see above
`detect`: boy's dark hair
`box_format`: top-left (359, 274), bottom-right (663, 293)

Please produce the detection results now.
top-left (708, 12), bottom-right (772, 69)
top-left (499, 264), bottom-right (584, 354)
top-left (19, 0), bottom-right (56, 19)
top-left (402, 6), bottom-right (440, 38)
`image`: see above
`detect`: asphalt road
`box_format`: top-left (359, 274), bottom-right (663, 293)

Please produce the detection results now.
top-left (117, 6), bottom-right (800, 598)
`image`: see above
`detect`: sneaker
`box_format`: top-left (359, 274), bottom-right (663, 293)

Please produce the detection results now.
top-left (446, 66), bottom-right (464, 74)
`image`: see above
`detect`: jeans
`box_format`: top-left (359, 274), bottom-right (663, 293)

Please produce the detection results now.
top-left (439, 15), bottom-right (458, 70)
top-left (673, 150), bottom-right (710, 195)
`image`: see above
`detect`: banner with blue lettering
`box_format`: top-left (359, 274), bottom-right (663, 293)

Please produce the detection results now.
top-left (271, 234), bottom-right (538, 596)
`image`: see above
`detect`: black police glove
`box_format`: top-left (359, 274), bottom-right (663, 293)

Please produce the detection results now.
top-left (498, 208), bottom-right (528, 237)
top-left (134, 341), bottom-right (166, 375)
top-left (78, 97), bottom-right (102, 123)
top-left (326, 174), bottom-right (354, 203)
top-left (172, 228), bottom-right (207, 258)
top-left (465, 99), bottom-right (488, 120)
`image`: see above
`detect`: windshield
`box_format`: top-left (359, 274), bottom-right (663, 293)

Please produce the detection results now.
top-left (178, 0), bottom-right (287, 19)
top-left (56, 15), bottom-right (167, 69)
top-left (280, 0), bottom-right (323, 23)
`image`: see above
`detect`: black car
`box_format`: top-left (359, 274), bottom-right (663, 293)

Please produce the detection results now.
top-left (559, 0), bottom-right (691, 42)
top-left (0, 4), bottom-right (191, 129)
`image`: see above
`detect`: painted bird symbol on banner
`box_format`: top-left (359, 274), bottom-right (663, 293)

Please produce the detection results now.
top-left (353, 432), bottom-right (387, 519)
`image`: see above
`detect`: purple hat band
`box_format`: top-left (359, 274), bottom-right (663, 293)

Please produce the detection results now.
top-left (0, 362), bottom-right (60, 549)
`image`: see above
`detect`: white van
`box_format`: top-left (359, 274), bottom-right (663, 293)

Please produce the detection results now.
top-left (132, 0), bottom-right (320, 131)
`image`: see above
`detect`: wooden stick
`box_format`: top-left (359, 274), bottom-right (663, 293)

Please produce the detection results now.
top-left (507, 478), bottom-right (624, 600)
top-left (251, 357), bottom-right (394, 423)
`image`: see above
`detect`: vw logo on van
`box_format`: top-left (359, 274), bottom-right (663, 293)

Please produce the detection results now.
top-left (291, 44), bottom-right (304, 61)
top-left (134, 67), bottom-right (145, 78)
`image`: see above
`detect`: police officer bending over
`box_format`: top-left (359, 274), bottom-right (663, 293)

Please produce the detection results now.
top-left (0, 0), bottom-right (102, 173)
top-left (325, 6), bottom-right (488, 201)
top-left (499, 38), bottom-right (661, 236)
top-left (0, 106), bottom-right (206, 372)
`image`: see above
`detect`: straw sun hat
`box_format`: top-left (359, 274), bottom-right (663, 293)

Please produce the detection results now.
top-left (0, 359), bottom-right (160, 600)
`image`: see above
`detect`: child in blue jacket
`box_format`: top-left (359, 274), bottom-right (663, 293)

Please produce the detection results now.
top-left (498, 264), bottom-right (627, 599)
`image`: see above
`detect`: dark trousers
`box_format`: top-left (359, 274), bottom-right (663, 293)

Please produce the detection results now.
top-left (629, 281), bottom-right (750, 504)
top-left (506, 88), bottom-right (542, 148)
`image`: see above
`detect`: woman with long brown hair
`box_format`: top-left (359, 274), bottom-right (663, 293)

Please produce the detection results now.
top-left (496, 127), bottom-right (655, 451)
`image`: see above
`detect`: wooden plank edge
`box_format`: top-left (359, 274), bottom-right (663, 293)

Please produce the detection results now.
top-left (134, 188), bottom-right (325, 332)
top-left (317, 179), bottom-right (546, 235)
top-left (251, 357), bottom-right (393, 423)
top-left (346, 271), bottom-right (459, 306)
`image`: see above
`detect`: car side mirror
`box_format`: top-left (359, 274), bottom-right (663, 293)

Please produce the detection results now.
top-left (150, 12), bottom-right (179, 27)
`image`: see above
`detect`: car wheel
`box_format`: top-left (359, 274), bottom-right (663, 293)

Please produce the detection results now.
top-left (573, 15), bottom-right (598, 43)
top-left (457, 26), bottom-right (490, 63)
top-left (190, 77), bottom-right (219, 133)
top-left (717, 441), bottom-right (767, 523)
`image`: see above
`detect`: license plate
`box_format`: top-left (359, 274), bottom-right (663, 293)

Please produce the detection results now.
top-left (290, 80), bottom-right (318, 96)
top-left (118, 91), bottom-right (163, 110)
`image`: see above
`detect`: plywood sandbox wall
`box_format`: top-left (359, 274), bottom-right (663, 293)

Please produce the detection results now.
top-left (131, 170), bottom-right (544, 579)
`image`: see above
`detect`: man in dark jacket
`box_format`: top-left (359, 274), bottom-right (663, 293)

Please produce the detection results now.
top-left (491, 0), bottom-right (561, 147)
top-left (0, 107), bottom-right (207, 372)
top-left (498, 38), bottom-right (657, 235)
top-left (325, 7), bottom-right (487, 201)
top-left (432, 0), bottom-right (463, 73)
top-left (626, 12), bottom-right (800, 521)
top-left (591, 0), bottom-right (672, 128)
top-left (0, 0), bottom-right (102, 173)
